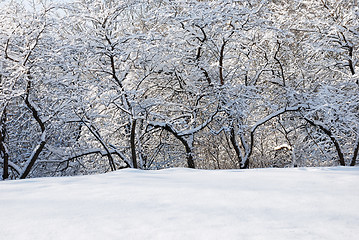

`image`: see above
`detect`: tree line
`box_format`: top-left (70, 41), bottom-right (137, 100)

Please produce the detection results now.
top-left (1, 0), bottom-right (358, 179)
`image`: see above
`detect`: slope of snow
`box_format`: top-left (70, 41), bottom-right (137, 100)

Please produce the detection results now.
top-left (1, 167), bottom-right (358, 240)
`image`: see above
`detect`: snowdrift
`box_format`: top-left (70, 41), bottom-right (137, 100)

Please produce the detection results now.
top-left (1, 167), bottom-right (358, 240)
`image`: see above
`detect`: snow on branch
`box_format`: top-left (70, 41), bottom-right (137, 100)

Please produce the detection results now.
top-left (20, 131), bottom-right (47, 179)
top-left (304, 117), bottom-right (345, 166)
top-left (0, 158), bottom-right (22, 176)
top-left (251, 105), bottom-right (304, 133)
top-left (56, 148), bottom-right (131, 169)
top-left (148, 106), bottom-right (219, 137)
top-left (240, 105), bottom-right (303, 169)
top-left (179, 110), bottom-right (218, 137)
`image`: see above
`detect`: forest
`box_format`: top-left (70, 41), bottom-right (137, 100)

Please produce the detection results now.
top-left (0, 0), bottom-right (358, 179)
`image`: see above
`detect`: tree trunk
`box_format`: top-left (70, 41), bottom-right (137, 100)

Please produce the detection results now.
top-left (229, 127), bottom-right (243, 165)
top-left (19, 80), bottom-right (47, 179)
top-left (0, 138), bottom-right (9, 180)
top-left (20, 136), bottom-right (46, 179)
top-left (1, 151), bottom-right (9, 180)
top-left (350, 137), bottom-right (359, 166)
top-left (219, 40), bottom-right (226, 86)
top-left (149, 123), bottom-right (196, 168)
top-left (304, 118), bottom-right (346, 166)
top-left (130, 119), bottom-right (138, 168)
top-left (241, 106), bottom-right (303, 169)
top-left (0, 107), bottom-right (9, 179)
top-left (80, 118), bottom-right (116, 171)
top-left (175, 133), bottom-right (195, 168)
top-left (184, 143), bottom-right (195, 169)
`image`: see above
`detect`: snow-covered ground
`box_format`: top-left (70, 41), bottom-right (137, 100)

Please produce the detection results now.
top-left (1, 167), bottom-right (358, 240)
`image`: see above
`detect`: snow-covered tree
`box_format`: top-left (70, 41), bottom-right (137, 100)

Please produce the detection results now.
top-left (1, 0), bottom-right (358, 179)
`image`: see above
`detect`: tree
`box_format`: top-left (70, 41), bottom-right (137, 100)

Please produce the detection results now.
top-left (1, 0), bottom-right (358, 180)
top-left (270, 0), bottom-right (359, 166)
top-left (0, 0), bottom-right (87, 178)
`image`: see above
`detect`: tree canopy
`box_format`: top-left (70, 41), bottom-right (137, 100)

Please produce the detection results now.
top-left (1, 0), bottom-right (358, 179)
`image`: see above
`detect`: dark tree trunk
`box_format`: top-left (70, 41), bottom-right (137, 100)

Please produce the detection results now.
top-left (20, 80), bottom-right (47, 179)
top-left (130, 119), bottom-right (138, 168)
top-left (219, 40), bottom-right (226, 86)
top-left (174, 132), bottom-right (195, 169)
top-left (305, 118), bottom-right (346, 166)
top-left (184, 142), bottom-right (195, 169)
top-left (240, 131), bottom-right (254, 169)
top-left (350, 138), bottom-right (359, 166)
top-left (80, 118), bottom-right (116, 171)
top-left (348, 46), bottom-right (355, 76)
top-left (149, 123), bottom-right (196, 169)
top-left (20, 139), bottom-right (46, 179)
top-left (1, 151), bottom-right (9, 180)
top-left (241, 106), bottom-right (303, 169)
top-left (229, 127), bottom-right (243, 166)
top-left (1, 107), bottom-right (9, 179)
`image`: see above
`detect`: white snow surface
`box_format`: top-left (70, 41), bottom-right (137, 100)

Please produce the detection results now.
top-left (1, 167), bottom-right (359, 240)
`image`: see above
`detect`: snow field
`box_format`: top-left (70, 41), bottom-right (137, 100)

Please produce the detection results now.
top-left (0, 167), bottom-right (358, 240)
